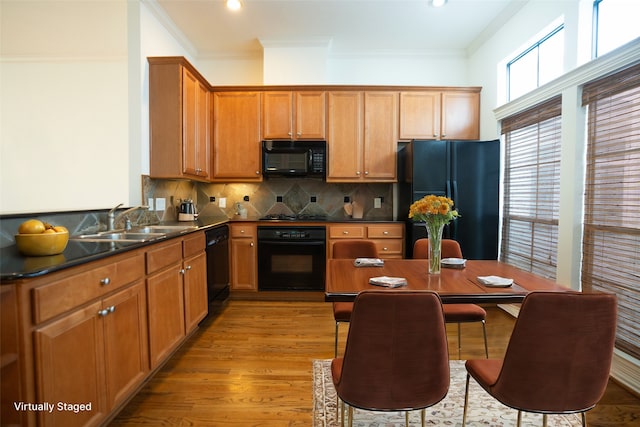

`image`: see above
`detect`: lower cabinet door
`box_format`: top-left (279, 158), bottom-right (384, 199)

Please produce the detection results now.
top-left (102, 281), bottom-right (149, 409)
top-left (146, 265), bottom-right (186, 369)
top-left (183, 252), bottom-right (208, 333)
top-left (34, 301), bottom-right (107, 427)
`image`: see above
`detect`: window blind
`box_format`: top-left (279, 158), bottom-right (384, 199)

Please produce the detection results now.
top-left (501, 96), bottom-right (562, 279)
top-left (582, 63), bottom-right (640, 360)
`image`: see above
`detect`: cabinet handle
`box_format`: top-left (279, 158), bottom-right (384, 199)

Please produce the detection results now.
top-left (296, 131), bottom-right (301, 137)
top-left (433, 133), bottom-right (438, 138)
top-left (442, 133), bottom-right (446, 138)
top-left (240, 230), bottom-right (245, 234)
top-left (250, 242), bottom-right (254, 247)
top-left (383, 247), bottom-right (388, 251)
top-left (364, 171), bottom-right (369, 175)
top-left (288, 132), bottom-right (292, 137)
top-left (185, 265), bottom-right (192, 271)
top-left (356, 171), bottom-right (361, 176)
top-left (383, 231), bottom-right (389, 235)
top-left (342, 231), bottom-right (349, 235)
top-left (255, 171), bottom-right (260, 175)
top-left (98, 306), bottom-right (115, 316)
top-left (180, 268), bottom-right (186, 275)
top-left (100, 277), bottom-right (110, 286)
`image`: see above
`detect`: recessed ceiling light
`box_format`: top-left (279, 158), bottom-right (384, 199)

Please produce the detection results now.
top-left (431, 0), bottom-right (447, 7)
top-left (226, 0), bottom-right (242, 11)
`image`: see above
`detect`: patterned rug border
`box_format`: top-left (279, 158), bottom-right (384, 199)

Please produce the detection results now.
top-left (313, 359), bottom-right (583, 427)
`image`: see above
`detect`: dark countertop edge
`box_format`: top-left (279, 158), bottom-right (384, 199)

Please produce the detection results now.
top-left (0, 217), bottom-right (230, 282)
top-left (228, 216), bottom-right (400, 223)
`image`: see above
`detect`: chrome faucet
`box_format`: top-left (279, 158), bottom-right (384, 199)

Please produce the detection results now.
top-left (107, 204), bottom-right (149, 231)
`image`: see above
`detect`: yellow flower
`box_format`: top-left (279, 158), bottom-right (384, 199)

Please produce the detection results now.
top-left (409, 195), bottom-right (460, 227)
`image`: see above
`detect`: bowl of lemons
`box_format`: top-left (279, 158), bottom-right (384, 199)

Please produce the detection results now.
top-left (15, 219), bottom-right (69, 256)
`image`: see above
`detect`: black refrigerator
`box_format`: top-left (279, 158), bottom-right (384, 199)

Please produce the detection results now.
top-left (398, 139), bottom-right (500, 260)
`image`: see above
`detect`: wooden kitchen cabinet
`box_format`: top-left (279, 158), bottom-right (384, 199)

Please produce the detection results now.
top-left (149, 58), bottom-right (211, 181)
top-left (146, 239), bottom-right (185, 369)
top-left (399, 89), bottom-right (480, 140)
top-left (212, 91), bottom-right (262, 181)
top-left (182, 232), bottom-right (208, 333)
top-left (230, 224), bottom-right (257, 291)
top-left (28, 251), bottom-right (147, 427)
top-left (328, 223), bottom-right (404, 259)
top-left (327, 91), bottom-right (398, 182)
top-left (262, 91), bottom-right (326, 139)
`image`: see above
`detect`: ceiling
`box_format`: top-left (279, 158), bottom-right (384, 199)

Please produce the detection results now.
top-left (152, 0), bottom-right (527, 58)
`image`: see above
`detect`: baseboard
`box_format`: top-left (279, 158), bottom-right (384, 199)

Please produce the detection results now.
top-left (611, 350), bottom-right (640, 397)
top-left (497, 303), bottom-right (521, 317)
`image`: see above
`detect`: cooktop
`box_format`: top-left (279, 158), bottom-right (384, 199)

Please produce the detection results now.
top-left (259, 214), bottom-right (328, 221)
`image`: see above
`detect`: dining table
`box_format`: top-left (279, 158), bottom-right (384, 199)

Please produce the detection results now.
top-left (324, 259), bottom-right (573, 304)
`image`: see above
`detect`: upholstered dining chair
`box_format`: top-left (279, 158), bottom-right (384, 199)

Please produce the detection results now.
top-left (331, 290), bottom-right (450, 427)
top-left (331, 240), bottom-right (379, 357)
top-left (462, 291), bottom-right (618, 427)
top-left (413, 238), bottom-right (488, 358)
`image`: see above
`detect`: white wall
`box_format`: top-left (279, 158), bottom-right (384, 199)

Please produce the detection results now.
top-left (0, 0), bottom-right (129, 214)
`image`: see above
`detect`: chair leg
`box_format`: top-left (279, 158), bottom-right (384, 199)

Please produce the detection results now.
top-left (543, 413), bottom-right (548, 427)
top-left (481, 320), bottom-right (489, 358)
top-left (335, 321), bottom-right (339, 357)
top-left (462, 373), bottom-right (471, 427)
top-left (517, 410), bottom-right (522, 427)
top-left (348, 405), bottom-right (353, 427)
top-left (421, 408), bottom-right (425, 427)
top-left (582, 412), bottom-right (586, 426)
top-left (457, 322), bottom-right (462, 359)
top-left (339, 399), bottom-right (344, 427)
top-left (405, 411), bottom-right (409, 426)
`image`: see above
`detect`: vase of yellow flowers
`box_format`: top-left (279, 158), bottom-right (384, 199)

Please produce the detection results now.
top-left (409, 195), bottom-right (460, 274)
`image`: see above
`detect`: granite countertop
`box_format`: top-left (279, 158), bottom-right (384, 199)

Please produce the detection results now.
top-left (0, 216), bottom-right (229, 282)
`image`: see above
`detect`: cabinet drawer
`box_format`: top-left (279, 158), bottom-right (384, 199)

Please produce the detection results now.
top-left (371, 239), bottom-right (404, 256)
top-left (328, 225), bottom-right (365, 239)
top-left (146, 240), bottom-right (183, 274)
top-left (231, 224), bottom-right (255, 238)
top-left (183, 232), bottom-right (205, 258)
top-left (367, 224), bottom-right (404, 239)
top-left (32, 252), bottom-right (144, 324)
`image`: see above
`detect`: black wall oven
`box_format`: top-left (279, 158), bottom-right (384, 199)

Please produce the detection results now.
top-left (257, 226), bottom-right (326, 291)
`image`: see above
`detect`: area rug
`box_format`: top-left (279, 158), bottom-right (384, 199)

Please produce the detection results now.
top-left (312, 359), bottom-right (583, 426)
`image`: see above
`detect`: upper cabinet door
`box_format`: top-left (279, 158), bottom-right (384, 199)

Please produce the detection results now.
top-left (262, 91), bottom-right (326, 140)
top-left (399, 91), bottom-right (440, 140)
top-left (262, 91), bottom-right (293, 139)
top-left (149, 60), bottom-right (212, 182)
top-left (212, 91), bottom-right (262, 181)
top-left (326, 91), bottom-right (364, 181)
top-left (399, 90), bottom-right (480, 141)
top-left (363, 91), bottom-right (398, 181)
top-left (441, 91), bottom-right (480, 140)
top-left (295, 91), bottom-right (326, 139)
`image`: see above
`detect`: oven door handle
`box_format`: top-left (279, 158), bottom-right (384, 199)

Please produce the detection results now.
top-left (259, 240), bottom-right (325, 247)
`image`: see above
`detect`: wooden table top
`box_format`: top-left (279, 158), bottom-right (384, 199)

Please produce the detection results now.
top-left (325, 259), bottom-right (572, 304)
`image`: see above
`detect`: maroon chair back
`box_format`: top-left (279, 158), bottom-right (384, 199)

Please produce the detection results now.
top-left (492, 291), bottom-right (617, 413)
top-left (332, 240), bottom-right (378, 259)
top-left (332, 290), bottom-right (449, 411)
top-left (413, 238), bottom-right (463, 259)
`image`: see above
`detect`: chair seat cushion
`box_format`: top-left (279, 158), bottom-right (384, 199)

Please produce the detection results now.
top-left (333, 302), bottom-right (354, 322)
top-left (443, 304), bottom-right (486, 322)
top-left (465, 359), bottom-right (503, 388)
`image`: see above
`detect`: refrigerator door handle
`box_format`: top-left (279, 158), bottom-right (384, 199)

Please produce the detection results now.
top-left (451, 180), bottom-right (458, 239)
top-left (446, 179), bottom-right (452, 199)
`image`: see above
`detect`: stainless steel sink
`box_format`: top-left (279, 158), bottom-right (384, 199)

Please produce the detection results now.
top-left (136, 225), bottom-right (199, 234)
top-left (72, 232), bottom-right (166, 243)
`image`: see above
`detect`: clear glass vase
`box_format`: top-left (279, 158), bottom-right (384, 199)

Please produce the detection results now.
top-left (426, 223), bottom-right (445, 274)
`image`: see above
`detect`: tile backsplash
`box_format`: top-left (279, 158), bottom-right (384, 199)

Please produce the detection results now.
top-left (142, 176), bottom-right (394, 221)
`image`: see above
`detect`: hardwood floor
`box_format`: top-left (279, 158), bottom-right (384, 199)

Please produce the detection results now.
top-left (110, 300), bottom-right (640, 426)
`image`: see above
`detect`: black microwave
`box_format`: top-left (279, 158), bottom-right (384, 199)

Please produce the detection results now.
top-left (262, 140), bottom-right (326, 178)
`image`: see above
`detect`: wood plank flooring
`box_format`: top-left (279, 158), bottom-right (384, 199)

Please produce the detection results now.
top-left (110, 300), bottom-right (640, 426)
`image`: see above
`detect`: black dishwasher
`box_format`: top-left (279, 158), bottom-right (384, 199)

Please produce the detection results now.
top-left (205, 224), bottom-right (230, 304)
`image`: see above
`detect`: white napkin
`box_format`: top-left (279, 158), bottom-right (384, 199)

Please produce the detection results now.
top-left (354, 258), bottom-right (384, 267)
top-left (477, 275), bottom-right (513, 287)
top-left (369, 276), bottom-right (407, 288)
